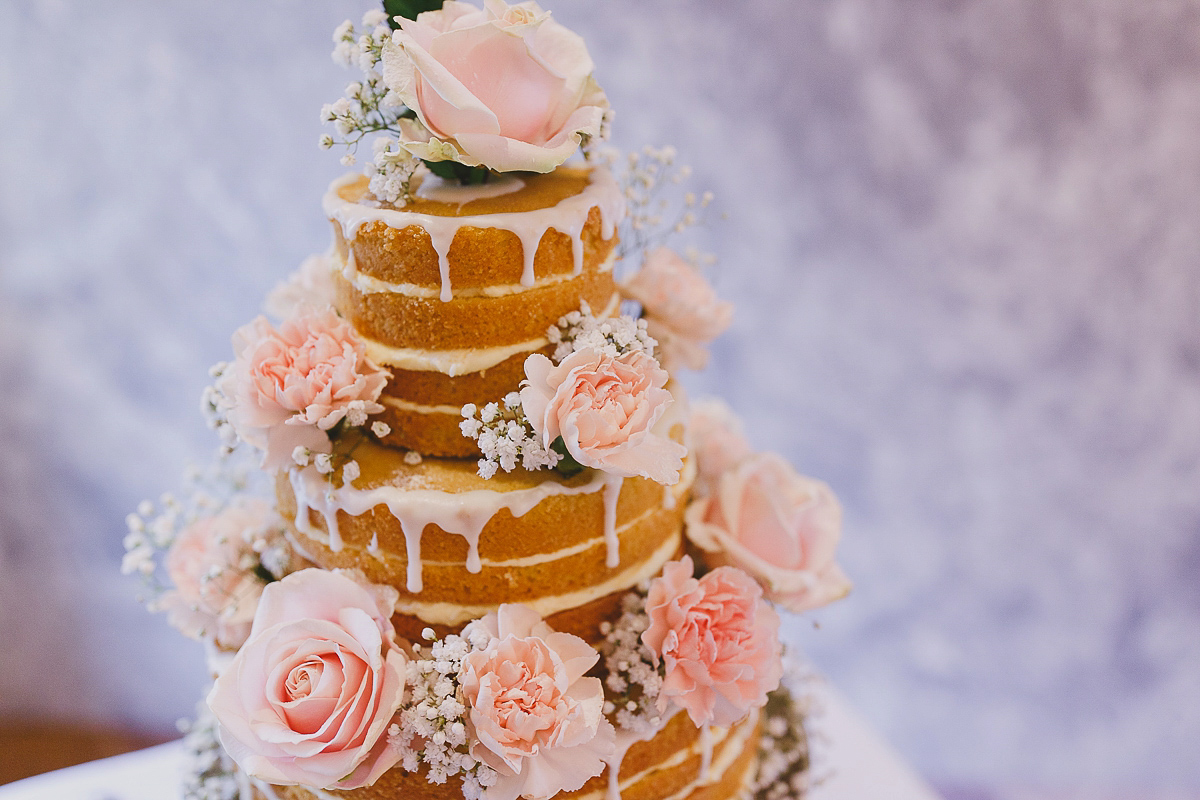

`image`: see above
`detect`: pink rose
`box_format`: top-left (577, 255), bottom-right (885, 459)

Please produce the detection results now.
top-left (208, 569), bottom-right (407, 790)
top-left (622, 249), bottom-right (733, 371)
top-left (381, 0), bottom-right (610, 173)
top-left (686, 453), bottom-right (851, 614)
top-left (219, 308), bottom-right (389, 470)
top-left (461, 604), bottom-right (614, 800)
top-left (688, 398), bottom-right (753, 498)
top-left (521, 347), bottom-right (686, 485)
top-left (641, 556), bottom-right (782, 727)
top-left (161, 500), bottom-right (274, 649)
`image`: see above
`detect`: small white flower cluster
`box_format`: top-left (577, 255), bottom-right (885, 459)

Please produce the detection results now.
top-left (390, 630), bottom-right (498, 799)
top-left (599, 587), bottom-right (665, 735)
top-left (179, 702), bottom-right (240, 800)
top-left (123, 493), bottom-right (190, 583)
top-left (123, 455), bottom-right (291, 602)
top-left (367, 136), bottom-right (420, 205)
top-left (604, 145), bottom-right (715, 266)
top-left (548, 301), bottom-right (657, 363)
top-left (460, 393), bottom-right (560, 479)
top-left (200, 362), bottom-right (237, 454)
top-left (322, 12), bottom-right (420, 204)
top-left (752, 685), bottom-right (812, 800)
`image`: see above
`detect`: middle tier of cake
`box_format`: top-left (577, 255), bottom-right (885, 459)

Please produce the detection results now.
top-left (276, 439), bottom-right (693, 644)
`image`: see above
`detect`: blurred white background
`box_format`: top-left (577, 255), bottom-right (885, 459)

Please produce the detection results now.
top-left (2, 0), bottom-right (1199, 796)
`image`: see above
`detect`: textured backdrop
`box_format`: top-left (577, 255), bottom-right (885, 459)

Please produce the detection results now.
top-left (2, 0), bottom-right (1199, 792)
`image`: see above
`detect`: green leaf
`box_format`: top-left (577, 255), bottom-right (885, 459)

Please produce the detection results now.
top-left (252, 564), bottom-right (277, 584)
top-left (383, 0), bottom-right (444, 28)
top-left (421, 159), bottom-right (493, 186)
top-left (550, 437), bottom-right (586, 478)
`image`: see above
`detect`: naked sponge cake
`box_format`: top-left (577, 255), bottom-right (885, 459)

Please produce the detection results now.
top-left (123, 4), bottom-right (850, 800)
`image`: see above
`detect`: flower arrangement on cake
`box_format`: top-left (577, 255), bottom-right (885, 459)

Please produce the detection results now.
top-left (124, 3), bottom-right (849, 800)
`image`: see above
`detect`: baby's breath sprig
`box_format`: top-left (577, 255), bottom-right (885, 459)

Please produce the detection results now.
top-left (389, 629), bottom-right (498, 799)
top-left (607, 145), bottom-right (716, 265)
top-left (753, 684), bottom-right (812, 800)
top-left (598, 585), bottom-right (666, 735)
top-left (323, 12), bottom-right (420, 205)
top-left (460, 393), bottom-right (561, 479)
top-left (548, 301), bottom-right (657, 363)
top-left (122, 450), bottom-right (283, 605)
top-left (178, 701), bottom-right (240, 800)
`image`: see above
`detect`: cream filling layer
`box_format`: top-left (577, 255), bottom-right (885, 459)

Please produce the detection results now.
top-left (339, 248), bottom-right (617, 299)
top-left (360, 290), bottom-right (621, 375)
top-left (380, 395), bottom-right (463, 416)
top-left (392, 528), bottom-right (681, 626)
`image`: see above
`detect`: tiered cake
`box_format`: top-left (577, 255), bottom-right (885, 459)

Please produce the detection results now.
top-left (123, 5), bottom-right (851, 800)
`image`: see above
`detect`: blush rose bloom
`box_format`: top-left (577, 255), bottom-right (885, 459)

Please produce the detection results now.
top-left (685, 453), bottom-right (851, 614)
top-left (521, 347), bottom-right (687, 485)
top-left (688, 398), bottom-right (754, 499)
top-left (381, 0), bottom-right (610, 173)
top-left (208, 569), bottom-right (407, 790)
top-left (641, 556), bottom-right (782, 728)
top-left (161, 500), bottom-right (275, 650)
top-left (219, 308), bottom-right (389, 470)
top-left (622, 249), bottom-right (733, 371)
top-left (460, 604), bottom-right (614, 800)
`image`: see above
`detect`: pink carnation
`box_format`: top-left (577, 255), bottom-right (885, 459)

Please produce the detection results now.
top-left (219, 308), bottom-right (388, 470)
top-left (208, 569), bottom-right (407, 790)
top-left (161, 499), bottom-right (274, 650)
top-left (686, 453), bottom-right (851, 614)
top-left (461, 604), bottom-right (614, 800)
top-left (521, 347), bottom-right (686, 485)
top-left (381, 0), bottom-right (609, 173)
top-left (622, 248), bottom-right (732, 371)
top-left (688, 398), bottom-right (753, 498)
top-left (641, 556), bottom-right (782, 727)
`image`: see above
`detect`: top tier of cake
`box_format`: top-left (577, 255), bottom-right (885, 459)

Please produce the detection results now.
top-left (324, 166), bottom-right (626, 457)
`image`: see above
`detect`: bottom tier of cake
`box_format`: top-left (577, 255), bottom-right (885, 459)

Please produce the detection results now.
top-left (244, 710), bottom-right (764, 800)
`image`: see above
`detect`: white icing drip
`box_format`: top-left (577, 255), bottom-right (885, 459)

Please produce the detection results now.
top-left (337, 248), bottom-right (616, 299)
top-left (415, 172), bottom-right (526, 204)
top-left (367, 531), bottom-right (386, 563)
top-left (359, 290), bottom-right (620, 374)
top-left (393, 529), bottom-right (681, 625)
top-left (341, 246), bottom-right (356, 282)
top-left (324, 168), bottom-right (625, 305)
top-left (420, 504), bottom-right (659, 569)
top-left (288, 465), bottom-right (626, 594)
top-left (663, 482), bottom-right (677, 510)
top-left (592, 711), bottom-right (754, 800)
top-left (602, 473), bottom-right (624, 568)
top-left (603, 711), bottom-right (676, 800)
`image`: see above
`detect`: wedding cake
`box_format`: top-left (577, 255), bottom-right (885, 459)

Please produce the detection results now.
top-left (123, 4), bottom-right (850, 800)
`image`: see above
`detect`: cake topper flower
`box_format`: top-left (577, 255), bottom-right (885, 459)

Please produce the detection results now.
top-left (380, 0), bottom-right (610, 175)
top-left (212, 308), bottom-right (390, 471)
